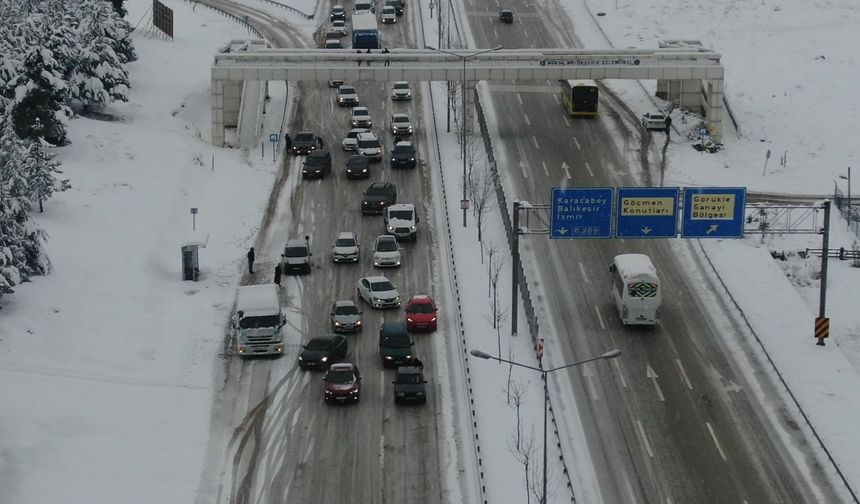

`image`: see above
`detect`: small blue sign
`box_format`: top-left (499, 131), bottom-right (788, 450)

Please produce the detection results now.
top-left (681, 187), bottom-right (746, 238)
top-left (550, 187), bottom-right (613, 239)
top-left (269, 133), bottom-right (279, 143)
top-left (615, 187), bottom-right (680, 238)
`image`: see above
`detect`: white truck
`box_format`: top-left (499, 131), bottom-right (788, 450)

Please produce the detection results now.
top-left (234, 284), bottom-right (286, 357)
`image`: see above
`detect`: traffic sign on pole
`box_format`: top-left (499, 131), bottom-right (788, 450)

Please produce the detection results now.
top-left (681, 187), bottom-right (746, 238)
top-left (615, 187), bottom-right (680, 238)
top-left (550, 187), bottom-right (613, 239)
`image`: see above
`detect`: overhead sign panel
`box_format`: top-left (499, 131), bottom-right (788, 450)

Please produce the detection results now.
top-left (550, 187), bottom-right (613, 239)
top-left (615, 187), bottom-right (680, 238)
top-left (681, 187), bottom-right (746, 238)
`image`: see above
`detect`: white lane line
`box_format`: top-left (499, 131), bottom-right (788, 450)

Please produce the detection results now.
top-left (573, 136), bottom-right (581, 150)
top-left (578, 261), bottom-right (590, 283)
top-left (563, 164), bottom-right (572, 179)
top-left (582, 367), bottom-right (598, 401)
top-left (517, 93), bottom-right (523, 105)
top-left (542, 161), bottom-right (549, 176)
top-left (594, 305), bottom-right (606, 330)
top-left (532, 136), bottom-right (539, 149)
top-left (613, 359), bottom-right (628, 388)
top-left (523, 29), bottom-right (529, 38)
top-left (585, 161), bottom-right (594, 177)
top-left (636, 420), bottom-right (654, 458)
top-left (380, 433), bottom-right (386, 470)
top-left (563, 116), bottom-right (570, 126)
top-left (706, 422), bottom-right (728, 461)
top-left (520, 161), bottom-right (529, 179)
top-left (524, 114), bottom-right (531, 126)
top-left (553, 93), bottom-right (559, 104)
top-left (675, 359), bottom-right (693, 390)
top-left (646, 364), bottom-right (665, 402)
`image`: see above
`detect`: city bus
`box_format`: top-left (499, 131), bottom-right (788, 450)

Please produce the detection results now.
top-left (608, 253), bottom-right (661, 325)
top-left (560, 80), bottom-right (599, 117)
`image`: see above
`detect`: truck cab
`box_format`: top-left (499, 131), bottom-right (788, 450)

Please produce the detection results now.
top-left (234, 284), bottom-right (286, 357)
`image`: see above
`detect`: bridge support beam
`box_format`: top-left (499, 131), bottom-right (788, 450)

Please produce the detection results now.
top-left (210, 78), bottom-right (242, 147)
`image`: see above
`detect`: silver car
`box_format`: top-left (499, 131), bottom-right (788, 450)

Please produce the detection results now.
top-left (332, 231), bottom-right (360, 263)
top-left (330, 300), bottom-right (363, 333)
top-left (373, 235), bottom-right (402, 268)
top-left (342, 128), bottom-right (370, 151)
top-left (391, 81), bottom-right (412, 101)
top-left (357, 275), bottom-right (401, 309)
top-left (389, 113), bottom-right (413, 135)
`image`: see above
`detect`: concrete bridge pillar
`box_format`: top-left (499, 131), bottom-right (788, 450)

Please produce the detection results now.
top-left (211, 79), bottom-right (225, 147)
top-left (705, 78), bottom-right (724, 143)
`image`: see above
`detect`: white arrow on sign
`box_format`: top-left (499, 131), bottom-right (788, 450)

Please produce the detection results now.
top-left (646, 364), bottom-right (665, 402)
top-left (641, 226), bottom-right (653, 235)
top-left (557, 227), bottom-right (570, 235)
top-left (706, 224), bottom-right (719, 234)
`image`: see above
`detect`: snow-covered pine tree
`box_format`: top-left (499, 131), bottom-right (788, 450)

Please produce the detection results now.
top-left (10, 44), bottom-right (70, 145)
top-left (24, 139), bottom-right (70, 212)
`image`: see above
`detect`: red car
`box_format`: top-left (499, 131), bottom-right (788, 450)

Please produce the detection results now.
top-left (324, 363), bottom-right (361, 404)
top-left (405, 295), bottom-right (438, 332)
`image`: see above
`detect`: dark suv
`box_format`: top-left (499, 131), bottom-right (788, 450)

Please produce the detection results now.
top-left (302, 149), bottom-right (332, 179)
top-left (291, 130), bottom-right (321, 155)
top-left (378, 321), bottom-right (414, 367)
top-left (362, 181), bottom-right (397, 215)
top-left (393, 365), bottom-right (427, 404)
top-left (390, 142), bottom-right (417, 169)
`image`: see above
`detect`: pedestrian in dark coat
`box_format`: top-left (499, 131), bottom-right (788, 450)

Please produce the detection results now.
top-left (664, 115), bottom-right (672, 136)
top-left (247, 247), bottom-right (255, 274)
top-left (274, 263), bottom-right (283, 286)
top-left (316, 136), bottom-right (325, 149)
top-left (284, 134), bottom-right (292, 154)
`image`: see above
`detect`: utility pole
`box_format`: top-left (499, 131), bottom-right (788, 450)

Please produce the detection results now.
top-left (511, 201), bottom-right (520, 337)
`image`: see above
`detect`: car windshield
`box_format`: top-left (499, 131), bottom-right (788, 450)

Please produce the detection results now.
top-left (388, 210), bottom-right (413, 220)
top-left (394, 82), bottom-right (408, 89)
top-left (394, 145), bottom-right (413, 154)
top-left (358, 140), bottom-right (379, 149)
top-left (376, 239), bottom-right (398, 252)
top-left (393, 116), bottom-right (409, 123)
top-left (327, 370), bottom-right (355, 383)
top-left (284, 246), bottom-right (307, 257)
top-left (384, 6), bottom-right (394, 12)
top-left (353, 108), bottom-right (369, 116)
top-left (383, 334), bottom-right (411, 347)
top-left (347, 156), bottom-right (367, 167)
top-left (306, 338), bottom-right (332, 351)
top-left (339, 86), bottom-right (354, 94)
top-left (295, 132), bottom-right (313, 142)
top-left (239, 315), bottom-right (280, 329)
top-left (408, 302), bottom-right (434, 314)
top-left (396, 373), bottom-right (423, 384)
top-left (370, 280), bottom-right (395, 292)
top-left (335, 304), bottom-right (359, 315)
top-left (367, 185), bottom-right (390, 196)
top-left (335, 237), bottom-right (356, 247)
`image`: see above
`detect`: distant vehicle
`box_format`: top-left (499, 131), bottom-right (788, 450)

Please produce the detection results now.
top-left (331, 19), bottom-right (348, 36)
top-left (356, 131), bottom-right (382, 161)
top-left (352, 13), bottom-right (379, 49)
top-left (381, 6), bottom-right (396, 23)
top-left (291, 130), bottom-right (321, 155)
top-left (641, 112), bottom-right (668, 131)
top-left (378, 321), bottom-right (414, 367)
top-left (384, 0), bottom-right (404, 16)
top-left (342, 127), bottom-right (370, 150)
top-left (233, 284), bottom-right (286, 357)
top-left (362, 181), bottom-right (397, 214)
top-left (324, 363), bottom-right (362, 403)
top-left (354, 0), bottom-right (374, 15)
top-left (345, 154), bottom-right (371, 179)
top-left (299, 334), bottom-right (348, 369)
top-left (391, 81), bottom-right (412, 101)
top-left (405, 294), bottom-right (437, 332)
top-left (325, 38), bottom-right (343, 49)
top-left (385, 203), bottom-right (418, 241)
top-left (331, 231), bottom-right (360, 263)
top-left (357, 275), bottom-right (401, 309)
top-left (373, 235), bottom-right (402, 268)
top-left (561, 80), bottom-right (599, 117)
top-left (337, 84), bottom-right (359, 107)
top-left (389, 113), bottom-right (413, 135)
top-left (350, 106), bottom-right (372, 128)
top-left (282, 237), bottom-right (312, 275)
top-left (302, 149), bottom-right (332, 179)
top-left (393, 365), bottom-right (427, 404)
top-left (330, 299), bottom-right (363, 333)
top-left (609, 253), bottom-right (661, 325)
top-left (390, 141), bottom-right (416, 169)
top-left (330, 5), bottom-right (346, 22)
top-left (329, 79), bottom-right (344, 88)
top-left (499, 9), bottom-right (513, 23)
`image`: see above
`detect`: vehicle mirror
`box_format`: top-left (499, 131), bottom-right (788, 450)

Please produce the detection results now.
top-left (423, 380), bottom-right (428, 383)
top-left (391, 381), bottom-right (396, 385)
top-left (280, 314), bottom-right (287, 327)
top-left (609, 264), bottom-right (616, 273)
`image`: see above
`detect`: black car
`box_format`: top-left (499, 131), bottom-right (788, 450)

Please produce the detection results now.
top-left (302, 149), bottom-right (332, 179)
top-left (390, 142), bottom-right (417, 169)
top-left (346, 154), bottom-right (371, 179)
top-left (362, 181), bottom-right (397, 214)
top-left (299, 334), bottom-right (348, 369)
top-left (330, 5), bottom-right (346, 21)
top-left (499, 9), bottom-right (513, 23)
top-left (393, 365), bottom-right (427, 404)
top-left (291, 130), bottom-right (321, 155)
top-left (384, 0), bottom-right (403, 16)
top-left (379, 321), bottom-right (414, 368)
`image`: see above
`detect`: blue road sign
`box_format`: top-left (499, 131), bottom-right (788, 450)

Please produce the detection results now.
top-left (550, 187), bottom-right (613, 239)
top-left (681, 187), bottom-right (746, 238)
top-left (269, 133), bottom-right (279, 143)
top-left (615, 187), bottom-right (680, 238)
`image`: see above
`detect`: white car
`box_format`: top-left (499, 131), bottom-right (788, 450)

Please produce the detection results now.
top-left (641, 112), bottom-right (668, 131)
top-left (342, 128), bottom-right (370, 151)
top-left (332, 231), bottom-right (360, 263)
top-left (356, 131), bottom-right (383, 161)
top-left (381, 6), bottom-right (397, 23)
top-left (351, 106), bottom-right (372, 128)
top-left (325, 38), bottom-right (343, 49)
top-left (385, 203), bottom-right (418, 241)
top-left (331, 19), bottom-right (348, 35)
top-left (357, 275), bottom-right (401, 309)
top-left (389, 113), bottom-right (413, 135)
top-left (391, 81), bottom-right (412, 101)
top-left (337, 84), bottom-right (359, 107)
top-left (373, 235), bottom-right (402, 267)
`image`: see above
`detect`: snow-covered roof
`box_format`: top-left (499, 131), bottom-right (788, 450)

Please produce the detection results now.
top-left (613, 253), bottom-right (659, 282)
top-left (181, 231), bottom-right (209, 248)
top-left (236, 284), bottom-right (280, 316)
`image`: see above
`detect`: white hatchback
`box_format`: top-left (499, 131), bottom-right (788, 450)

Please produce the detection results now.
top-left (372, 235), bottom-right (402, 268)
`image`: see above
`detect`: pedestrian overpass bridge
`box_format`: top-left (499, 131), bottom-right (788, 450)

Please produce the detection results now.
top-left (211, 43), bottom-right (725, 146)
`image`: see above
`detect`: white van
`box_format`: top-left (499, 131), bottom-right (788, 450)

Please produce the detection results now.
top-left (609, 253), bottom-right (661, 325)
top-left (234, 284), bottom-right (286, 356)
top-left (354, 0), bottom-right (374, 14)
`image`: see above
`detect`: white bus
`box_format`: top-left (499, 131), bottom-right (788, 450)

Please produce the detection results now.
top-left (609, 253), bottom-right (661, 326)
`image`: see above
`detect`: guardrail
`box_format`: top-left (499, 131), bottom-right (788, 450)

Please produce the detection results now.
top-left (188, 0), bottom-right (264, 38)
top-left (801, 247), bottom-right (860, 262)
top-left (253, 0), bottom-right (315, 20)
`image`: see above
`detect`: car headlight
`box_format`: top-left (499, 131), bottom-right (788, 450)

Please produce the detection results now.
top-left (362, 168), bottom-right (368, 172)
top-left (321, 356), bottom-right (328, 362)
top-left (407, 317), bottom-right (414, 322)
top-left (238, 345), bottom-right (247, 353)
top-left (385, 356), bottom-right (393, 360)
top-left (335, 321), bottom-right (342, 326)
top-left (409, 157), bottom-right (415, 162)
top-left (410, 225), bottom-right (416, 231)
top-left (388, 225), bottom-right (395, 232)
top-left (430, 317), bottom-right (436, 322)
top-left (349, 389), bottom-right (358, 395)
top-left (405, 355), bottom-right (412, 360)
top-left (298, 356), bottom-right (303, 361)
top-left (356, 320), bottom-right (362, 326)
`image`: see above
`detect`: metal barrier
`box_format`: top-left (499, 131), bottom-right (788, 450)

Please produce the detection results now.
top-left (834, 186), bottom-right (860, 238)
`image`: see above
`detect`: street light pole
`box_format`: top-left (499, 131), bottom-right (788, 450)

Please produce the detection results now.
top-left (471, 348), bottom-right (621, 503)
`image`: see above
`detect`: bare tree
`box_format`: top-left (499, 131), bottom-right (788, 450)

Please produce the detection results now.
top-left (509, 423), bottom-right (539, 504)
top-left (469, 158), bottom-right (497, 247)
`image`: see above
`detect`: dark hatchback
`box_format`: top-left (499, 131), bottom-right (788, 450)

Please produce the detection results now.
top-left (390, 142), bottom-right (417, 169)
top-left (379, 321), bottom-right (414, 368)
top-left (299, 334), bottom-right (348, 369)
top-left (346, 154), bottom-right (371, 179)
top-left (499, 9), bottom-right (513, 23)
top-left (393, 365), bottom-right (427, 404)
top-left (302, 149), bottom-right (332, 179)
top-left (362, 181), bottom-right (397, 214)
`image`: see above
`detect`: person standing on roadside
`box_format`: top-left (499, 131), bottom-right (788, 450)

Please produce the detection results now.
top-left (274, 262), bottom-right (283, 287)
top-left (247, 247), bottom-right (255, 274)
top-left (664, 115), bottom-right (672, 136)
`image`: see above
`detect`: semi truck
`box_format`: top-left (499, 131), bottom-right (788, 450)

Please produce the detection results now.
top-left (352, 13), bottom-right (379, 49)
top-left (233, 284), bottom-right (286, 357)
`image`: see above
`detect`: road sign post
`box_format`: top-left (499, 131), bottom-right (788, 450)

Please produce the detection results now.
top-left (615, 187), bottom-right (680, 238)
top-left (269, 133), bottom-right (279, 162)
top-left (681, 187), bottom-right (746, 238)
top-left (550, 187), bottom-right (613, 239)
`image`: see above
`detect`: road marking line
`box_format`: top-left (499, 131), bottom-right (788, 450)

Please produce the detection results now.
top-left (542, 161), bottom-right (549, 176)
top-left (573, 136), bottom-right (581, 150)
top-left (585, 161), bottom-right (594, 177)
top-left (636, 420), bottom-right (654, 458)
top-left (380, 433), bottom-right (386, 469)
top-left (563, 164), bottom-right (572, 179)
top-left (520, 162), bottom-right (529, 179)
top-left (578, 261), bottom-right (590, 283)
top-left (532, 136), bottom-right (539, 149)
top-left (613, 359), bottom-right (628, 388)
top-left (675, 359), bottom-right (693, 390)
top-left (523, 30), bottom-right (529, 38)
top-left (563, 116), bottom-right (570, 126)
top-left (706, 422), bottom-right (728, 461)
top-left (553, 93), bottom-right (559, 104)
top-left (582, 368), bottom-right (598, 401)
top-left (594, 305), bottom-right (606, 330)
top-left (517, 93), bottom-right (523, 105)
top-left (646, 364), bottom-right (665, 402)
top-left (524, 114), bottom-right (531, 126)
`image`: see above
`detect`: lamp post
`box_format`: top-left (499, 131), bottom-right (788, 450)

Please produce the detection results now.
top-left (840, 167), bottom-right (852, 230)
top-left (471, 347), bottom-right (622, 504)
top-left (426, 45), bottom-right (503, 227)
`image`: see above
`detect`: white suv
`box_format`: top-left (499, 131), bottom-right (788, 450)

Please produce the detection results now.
top-left (385, 203), bottom-right (418, 241)
top-left (391, 81), bottom-right (412, 101)
top-left (350, 106), bottom-right (372, 127)
top-left (356, 132), bottom-right (383, 161)
top-left (342, 128), bottom-right (370, 151)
